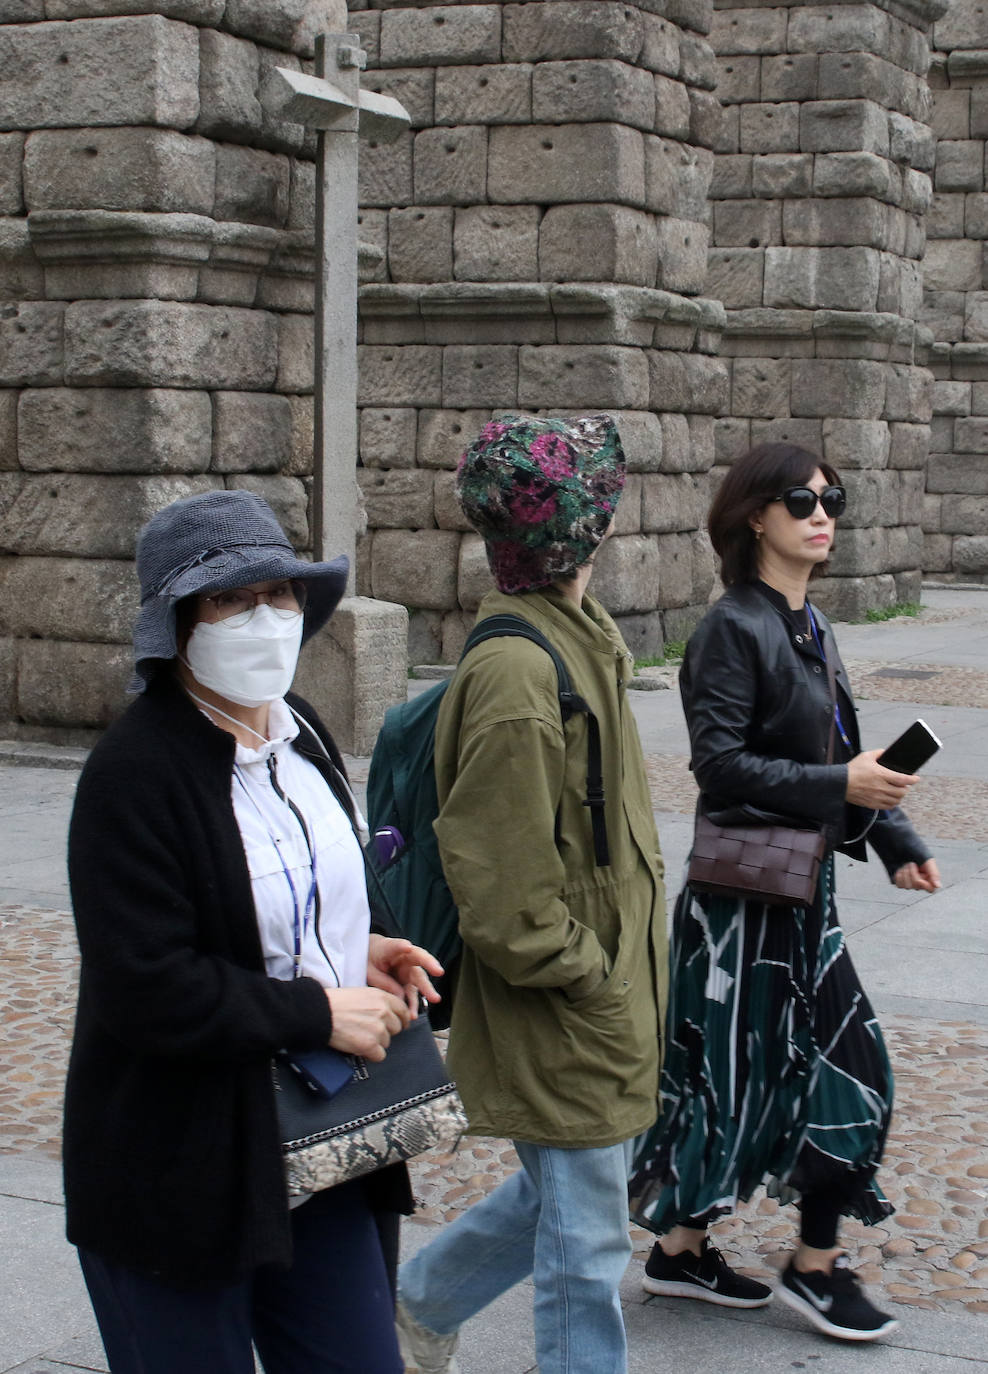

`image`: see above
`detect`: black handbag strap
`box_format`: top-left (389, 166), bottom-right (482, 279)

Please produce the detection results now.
top-left (807, 605), bottom-right (837, 766)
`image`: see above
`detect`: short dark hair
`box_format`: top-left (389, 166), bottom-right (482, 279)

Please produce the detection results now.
top-left (708, 442), bottom-right (841, 588)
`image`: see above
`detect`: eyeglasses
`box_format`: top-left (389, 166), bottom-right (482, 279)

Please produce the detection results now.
top-left (772, 485), bottom-right (846, 520)
top-left (199, 580), bottom-right (307, 626)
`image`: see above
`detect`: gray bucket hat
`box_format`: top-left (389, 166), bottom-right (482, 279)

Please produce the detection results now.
top-left (130, 489), bottom-right (348, 690)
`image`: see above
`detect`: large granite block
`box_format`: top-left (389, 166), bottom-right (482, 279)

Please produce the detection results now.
top-left (539, 205), bottom-right (658, 287)
top-left (371, 528), bottom-right (459, 609)
top-left (19, 387), bottom-right (212, 472)
top-left (64, 301), bottom-right (277, 389)
top-left (454, 205), bottom-right (539, 282)
top-left (413, 126), bottom-right (488, 205)
top-left (0, 16), bottom-right (199, 131)
top-left (435, 64), bottom-right (531, 126)
top-left (489, 123), bottom-right (645, 207)
top-left (0, 302), bottom-right (64, 386)
top-left (502, 2), bottom-right (644, 65)
top-left (518, 345), bottom-right (649, 409)
top-left (380, 5), bottom-right (501, 67)
top-left (24, 128), bottom-right (215, 215)
top-left (389, 206), bottom-right (454, 282)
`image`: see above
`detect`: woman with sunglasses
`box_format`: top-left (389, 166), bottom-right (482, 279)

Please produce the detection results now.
top-left (64, 490), bottom-right (442, 1374)
top-left (630, 442), bottom-right (939, 1343)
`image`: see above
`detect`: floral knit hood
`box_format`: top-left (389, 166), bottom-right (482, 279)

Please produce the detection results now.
top-left (456, 414), bottom-right (626, 594)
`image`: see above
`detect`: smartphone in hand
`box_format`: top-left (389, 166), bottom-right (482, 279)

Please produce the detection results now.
top-left (877, 719), bottom-right (942, 775)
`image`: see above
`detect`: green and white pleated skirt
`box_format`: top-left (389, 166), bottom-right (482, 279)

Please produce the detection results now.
top-left (630, 857), bottom-right (894, 1233)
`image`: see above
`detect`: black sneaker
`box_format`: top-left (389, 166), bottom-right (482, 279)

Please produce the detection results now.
top-left (642, 1238), bottom-right (773, 1308)
top-left (778, 1253), bottom-right (898, 1342)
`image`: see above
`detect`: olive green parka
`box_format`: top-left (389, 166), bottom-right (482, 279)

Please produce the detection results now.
top-left (435, 587), bottom-right (667, 1148)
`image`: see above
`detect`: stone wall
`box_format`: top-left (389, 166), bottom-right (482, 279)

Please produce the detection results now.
top-left (0, 0), bottom-right (354, 742)
top-left (708, 0), bottom-right (942, 621)
top-left (924, 8), bottom-right (988, 581)
top-left (347, 0), bottom-right (727, 662)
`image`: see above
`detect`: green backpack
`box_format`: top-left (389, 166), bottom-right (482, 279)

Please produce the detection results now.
top-left (365, 613), bottom-right (610, 1029)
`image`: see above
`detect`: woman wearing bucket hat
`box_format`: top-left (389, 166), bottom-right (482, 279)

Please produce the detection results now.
top-left (63, 489), bottom-right (442, 1374)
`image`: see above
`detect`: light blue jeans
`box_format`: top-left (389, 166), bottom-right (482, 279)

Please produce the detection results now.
top-left (399, 1138), bottom-right (635, 1374)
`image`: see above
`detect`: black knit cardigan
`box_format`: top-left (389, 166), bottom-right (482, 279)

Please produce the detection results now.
top-left (64, 674), bottom-right (410, 1284)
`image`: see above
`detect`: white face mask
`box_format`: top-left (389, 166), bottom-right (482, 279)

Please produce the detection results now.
top-left (183, 605), bottom-right (304, 708)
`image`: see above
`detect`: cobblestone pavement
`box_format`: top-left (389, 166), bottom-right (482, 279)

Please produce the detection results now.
top-left (3, 898), bottom-right (986, 1318)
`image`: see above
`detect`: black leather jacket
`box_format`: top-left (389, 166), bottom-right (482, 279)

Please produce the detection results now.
top-left (680, 582), bottom-right (931, 876)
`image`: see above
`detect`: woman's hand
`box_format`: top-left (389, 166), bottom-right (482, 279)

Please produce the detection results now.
top-left (893, 858), bottom-right (941, 893)
top-left (324, 986), bottom-right (411, 1061)
top-left (367, 934), bottom-right (444, 1015)
top-left (845, 749), bottom-right (919, 809)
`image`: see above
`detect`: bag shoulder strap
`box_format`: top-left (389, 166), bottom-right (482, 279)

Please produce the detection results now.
top-left (460, 613), bottom-right (610, 867)
top-left (806, 606), bottom-right (837, 765)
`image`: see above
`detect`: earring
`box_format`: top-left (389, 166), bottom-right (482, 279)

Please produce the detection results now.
top-left (753, 528), bottom-right (762, 539)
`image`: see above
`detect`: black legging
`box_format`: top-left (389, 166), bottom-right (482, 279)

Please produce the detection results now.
top-left (677, 1190), bottom-right (840, 1252)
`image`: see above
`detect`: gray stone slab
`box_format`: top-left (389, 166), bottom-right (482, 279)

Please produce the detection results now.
top-left (624, 1279), bottom-right (987, 1369)
top-left (0, 1184), bottom-right (100, 1373)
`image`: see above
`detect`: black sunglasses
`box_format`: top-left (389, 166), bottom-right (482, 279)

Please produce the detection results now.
top-left (772, 485), bottom-right (846, 520)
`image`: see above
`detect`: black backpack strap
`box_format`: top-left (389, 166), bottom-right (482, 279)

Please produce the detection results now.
top-left (461, 614), bottom-right (610, 867)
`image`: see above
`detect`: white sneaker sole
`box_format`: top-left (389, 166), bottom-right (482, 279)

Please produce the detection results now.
top-left (777, 1281), bottom-right (899, 1342)
top-left (642, 1274), bottom-right (773, 1308)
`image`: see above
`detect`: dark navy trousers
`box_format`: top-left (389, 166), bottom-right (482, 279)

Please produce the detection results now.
top-left (79, 1182), bottom-right (402, 1374)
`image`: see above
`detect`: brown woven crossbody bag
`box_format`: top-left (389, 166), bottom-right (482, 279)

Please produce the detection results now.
top-left (686, 609), bottom-right (836, 909)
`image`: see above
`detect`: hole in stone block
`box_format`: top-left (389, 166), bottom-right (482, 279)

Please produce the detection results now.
top-left (84, 146), bottom-right (98, 157)
top-left (434, 14), bottom-right (445, 23)
top-left (479, 77), bottom-right (489, 88)
top-left (445, 142), bottom-right (457, 153)
top-left (57, 53), bottom-right (69, 64)
top-left (542, 140), bottom-right (553, 150)
top-left (749, 238), bottom-right (760, 247)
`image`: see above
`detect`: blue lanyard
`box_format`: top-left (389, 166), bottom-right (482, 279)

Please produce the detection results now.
top-left (805, 605), bottom-right (853, 752)
top-left (234, 765), bottom-right (318, 980)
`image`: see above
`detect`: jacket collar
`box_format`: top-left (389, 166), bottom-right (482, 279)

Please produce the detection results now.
top-left (479, 587), bottom-right (635, 680)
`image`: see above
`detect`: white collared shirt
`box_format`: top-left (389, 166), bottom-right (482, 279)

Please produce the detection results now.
top-left (228, 699), bottom-right (370, 987)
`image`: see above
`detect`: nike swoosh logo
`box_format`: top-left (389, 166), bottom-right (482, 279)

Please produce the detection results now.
top-left (792, 1276), bottom-right (833, 1313)
top-left (690, 1274), bottom-right (720, 1290)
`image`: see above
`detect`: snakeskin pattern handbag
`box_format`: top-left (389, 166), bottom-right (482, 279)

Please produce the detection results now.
top-left (275, 1012), bottom-right (467, 1195)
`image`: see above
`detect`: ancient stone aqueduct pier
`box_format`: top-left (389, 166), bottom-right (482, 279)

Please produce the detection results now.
top-left (0, 0), bottom-right (984, 744)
